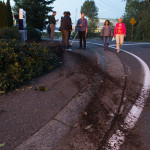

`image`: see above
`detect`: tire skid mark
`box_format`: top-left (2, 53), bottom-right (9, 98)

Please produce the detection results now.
top-left (87, 42), bottom-right (150, 150)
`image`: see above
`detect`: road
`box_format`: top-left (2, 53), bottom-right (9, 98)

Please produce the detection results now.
top-left (117, 42), bottom-right (150, 150)
top-left (0, 38), bottom-right (149, 150)
top-left (86, 40), bottom-right (150, 150)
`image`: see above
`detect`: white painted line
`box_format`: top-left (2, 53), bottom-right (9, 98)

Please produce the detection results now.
top-left (89, 42), bottom-right (150, 150)
top-left (110, 43), bottom-right (150, 47)
top-left (86, 41), bottom-right (103, 46)
top-left (123, 43), bottom-right (150, 45)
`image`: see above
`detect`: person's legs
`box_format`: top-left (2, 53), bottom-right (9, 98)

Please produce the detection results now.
top-left (103, 36), bottom-right (107, 50)
top-left (82, 31), bottom-right (86, 49)
top-left (62, 30), bottom-right (69, 49)
top-left (120, 34), bottom-right (124, 48)
top-left (64, 30), bottom-right (69, 49)
top-left (116, 34), bottom-right (120, 52)
top-left (106, 36), bottom-right (110, 50)
top-left (68, 31), bottom-right (71, 47)
top-left (48, 30), bottom-right (51, 38)
top-left (61, 30), bottom-right (65, 49)
top-left (78, 31), bottom-right (82, 48)
top-left (50, 24), bottom-right (55, 40)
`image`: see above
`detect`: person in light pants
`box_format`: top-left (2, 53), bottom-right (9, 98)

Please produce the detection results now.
top-left (114, 18), bottom-right (126, 52)
top-left (116, 34), bottom-right (124, 51)
top-left (49, 11), bottom-right (59, 40)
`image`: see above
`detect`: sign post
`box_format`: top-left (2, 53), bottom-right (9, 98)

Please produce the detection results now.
top-left (19, 9), bottom-right (27, 41)
top-left (130, 18), bottom-right (136, 40)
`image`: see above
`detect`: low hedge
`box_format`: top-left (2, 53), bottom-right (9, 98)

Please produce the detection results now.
top-left (27, 27), bottom-right (41, 41)
top-left (0, 27), bottom-right (21, 41)
top-left (0, 39), bottom-right (60, 94)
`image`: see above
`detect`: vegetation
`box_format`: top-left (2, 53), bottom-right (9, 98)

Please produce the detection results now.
top-left (81, 0), bottom-right (99, 32)
top-left (6, 0), bottom-right (13, 27)
top-left (27, 27), bottom-right (41, 41)
top-left (13, 0), bottom-right (55, 30)
top-left (123, 0), bottom-right (150, 41)
top-left (0, 1), bottom-right (7, 28)
top-left (0, 39), bottom-right (60, 94)
top-left (0, 0), bottom-right (13, 28)
top-left (0, 27), bottom-right (21, 40)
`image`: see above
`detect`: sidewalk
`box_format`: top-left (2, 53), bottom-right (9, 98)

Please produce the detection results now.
top-left (0, 40), bottom-right (126, 150)
top-left (0, 42), bottom-right (104, 150)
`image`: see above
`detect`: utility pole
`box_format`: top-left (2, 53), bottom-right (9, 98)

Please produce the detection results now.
top-left (75, 8), bottom-right (77, 25)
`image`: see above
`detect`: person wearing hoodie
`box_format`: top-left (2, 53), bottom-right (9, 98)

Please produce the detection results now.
top-left (114, 18), bottom-right (126, 53)
top-left (101, 20), bottom-right (113, 51)
top-left (60, 11), bottom-right (72, 51)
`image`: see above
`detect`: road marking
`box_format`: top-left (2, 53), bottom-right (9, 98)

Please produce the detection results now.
top-left (86, 41), bottom-right (103, 46)
top-left (89, 42), bottom-right (150, 150)
top-left (110, 43), bottom-right (150, 47)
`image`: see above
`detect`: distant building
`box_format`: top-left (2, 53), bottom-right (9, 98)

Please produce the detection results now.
top-left (97, 18), bottom-right (118, 32)
top-left (72, 18), bottom-right (118, 33)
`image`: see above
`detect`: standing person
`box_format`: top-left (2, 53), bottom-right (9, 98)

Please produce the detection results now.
top-left (101, 20), bottom-right (113, 51)
top-left (67, 11), bottom-right (72, 47)
top-left (47, 24), bottom-right (51, 38)
top-left (77, 12), bottom-right (88, 50)
top-left (114, 18), bottom-right (126, 53)
top-left (61, 11), bottom-right (72, 51)
top-left (49, 11), bottom-right (59, 40)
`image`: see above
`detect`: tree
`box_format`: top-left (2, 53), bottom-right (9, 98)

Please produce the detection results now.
top-left (81, 0), bottom-right (98, 19)
top-left (0, 1), bottom-right (7, 28)
top-left (6, 0), bottom-right (13, 27)
top-left (123, 0), bottom-right (150, 40)
top-left (81, 0), bottom-right (99, 32)
top-left (13, 0), bottom-right (55, 30)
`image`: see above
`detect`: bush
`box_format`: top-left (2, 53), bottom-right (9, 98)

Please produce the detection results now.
top-left (87, 31), bottom-right (101, 38)
top-left (0, 27), bottom-right (21, 40)
top-left (0, 39), bottom-right (60, 93)
top-left (71, 31), bottom-right (101, 39)
top-left (27, 27), bottom-right (41, 41)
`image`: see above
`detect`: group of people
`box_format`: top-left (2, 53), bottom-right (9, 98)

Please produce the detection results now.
top-left (48, 11), bottom-right (126, 53)
top-left (101, 18), bottom-right (126, 52)
top-left (48, 11), bottom-right (88, 51)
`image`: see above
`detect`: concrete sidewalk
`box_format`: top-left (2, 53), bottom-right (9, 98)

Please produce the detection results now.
top-left (0, 39), bottom-right (125, 150)
top-left (0, 42), bottom-right (104, 150)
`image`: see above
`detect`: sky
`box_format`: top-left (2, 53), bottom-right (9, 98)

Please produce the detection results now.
top-left (9, 0), bottom-right (126, 25)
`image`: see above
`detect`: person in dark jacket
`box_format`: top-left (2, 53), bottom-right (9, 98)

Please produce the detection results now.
top-left (49, 11), bottom-right (59, 40)
top-left (61, 11), bottom-right (72, 51)
top-left (47, 24), bottom-right (51, 38)
top-left (67, 11), bottom-right (72, 47)
top-left (77, 12), bottom-right (88, 50)
top-left (101, 20), bottom-right (113, 51)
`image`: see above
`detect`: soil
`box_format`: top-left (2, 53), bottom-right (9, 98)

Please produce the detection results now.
top-left (0, 46), bottom-right (103, 150)
top-left (52, 69), bottom-right (126, 150)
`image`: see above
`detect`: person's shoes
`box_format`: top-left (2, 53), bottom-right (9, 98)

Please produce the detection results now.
top-left (65, 48), bottom-right (72, 51)
top-left (78, 47), bottom-right (82, 49)
top-left (117, 49), bottom-right (120, 53)
top-left (106, 45), bottom-right (109, 50)
top-left (83, 47), bottom-right (86, 50)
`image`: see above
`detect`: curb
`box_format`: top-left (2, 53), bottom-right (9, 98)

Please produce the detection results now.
top-left (14, 50), bottom-right (104, 150)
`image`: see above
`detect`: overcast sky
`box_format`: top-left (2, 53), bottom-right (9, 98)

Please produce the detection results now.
top-left (8, 0), bottom-right (126, 25)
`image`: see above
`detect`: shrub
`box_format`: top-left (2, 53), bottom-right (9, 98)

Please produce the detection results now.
top-left (27, 27), bottom-right (41, 41)
top-left (0, 39), bottom-right (60, 93)
top-left (0, 27), bottom-right (21, 40)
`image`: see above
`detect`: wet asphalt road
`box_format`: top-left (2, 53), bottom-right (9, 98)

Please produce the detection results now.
top-left (87, 40), bottom-right (150, 150)
top-left (118, 43), bottom-right (150, 150)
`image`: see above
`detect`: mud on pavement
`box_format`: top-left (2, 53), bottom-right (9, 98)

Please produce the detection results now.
top-left (0, 47), bottom-right (104, 150)
top-left (52, 51), bottom-right (128, 150)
